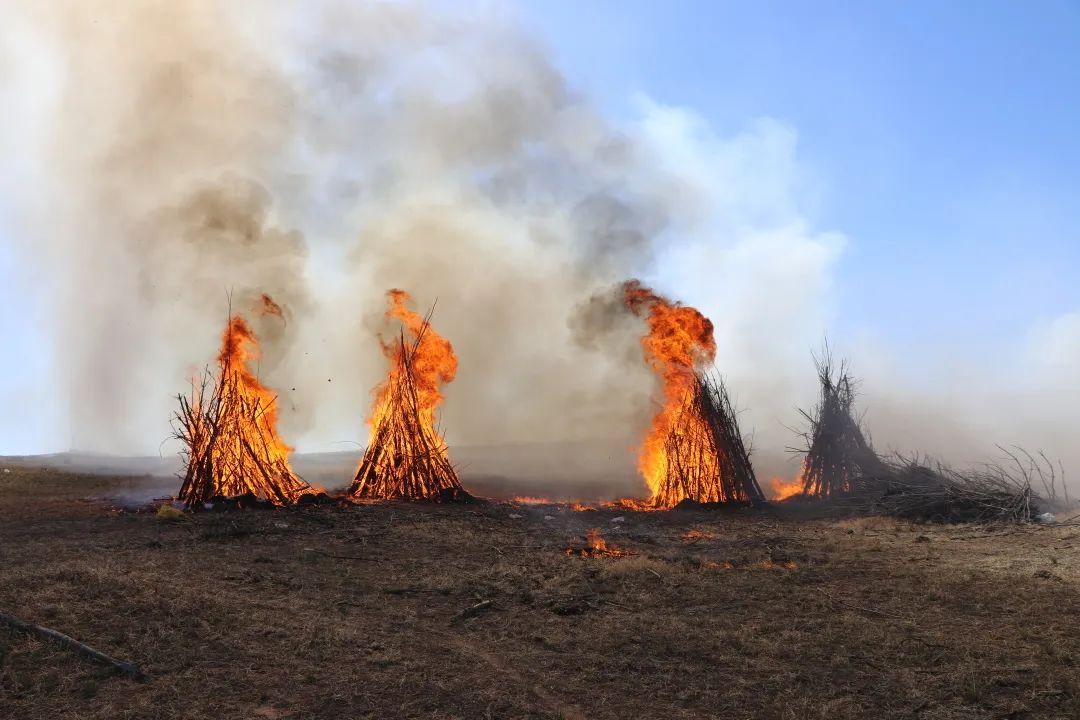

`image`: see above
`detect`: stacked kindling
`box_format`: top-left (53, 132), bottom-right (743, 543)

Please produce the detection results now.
top-left (348, 292), bottom-right (466, 501)
top-left (796, 352), bottom-right (884, 499)
top-left (174, 316), bottom-right (311, 508)
top-left (652, 371), bottom-right (765, 508)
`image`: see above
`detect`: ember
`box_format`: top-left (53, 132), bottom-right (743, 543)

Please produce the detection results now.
top-left (622, 281), bottom-right (765, 508)
top-left (512, 496), bottom-right (553, 505)
top-left (174, 311), bottom-right (312, 507)
top-left (565, 528), bottom-right (633, 558)
top-left (348, 290), bottom-right (469, 501)
top-left (681, 528), bottom-right (717, 543)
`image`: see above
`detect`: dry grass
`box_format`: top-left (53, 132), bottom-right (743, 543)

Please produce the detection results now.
top-left (1, 465), bottom-right (1078, 719)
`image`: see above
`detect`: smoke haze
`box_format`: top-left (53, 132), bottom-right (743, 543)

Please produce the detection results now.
top-left (1, 1), bottom-right (1076, 491)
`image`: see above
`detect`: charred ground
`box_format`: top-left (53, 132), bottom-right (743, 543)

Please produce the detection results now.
top-left (1, 466), bottom-right (1078, 719)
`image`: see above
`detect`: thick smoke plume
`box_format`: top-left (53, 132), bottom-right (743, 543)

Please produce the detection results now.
top-left (2, 0), bottom-right (663, 456)
top-left (2, 1), bottom-right (1076, 493)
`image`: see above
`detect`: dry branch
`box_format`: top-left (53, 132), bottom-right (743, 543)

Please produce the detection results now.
top-left (450, 600), bottom-right (493, 624)
top-left (0, 610), bottom-right (146, 681)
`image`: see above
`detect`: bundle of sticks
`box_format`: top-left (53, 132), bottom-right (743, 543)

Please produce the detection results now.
top-left (794, 351), bottom-right (885, 499)
top-left (174, 365), bottom-right (312, 507)
top-left (653, 371), bottom-right (765, 507)
top-left (348, 319), bottom-right (465, 501)
top-left (864, 448), bottom-right (1065, 523)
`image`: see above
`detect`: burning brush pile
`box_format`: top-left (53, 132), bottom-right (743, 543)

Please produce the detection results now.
top-left (173, 311), bottom-right (316, 509)
top-left (168, 287), bottom-right (1061, 526)
top-left (622, 281), bottom-right (765, 509)
top-left (347, 290), bottom-right (472, 503)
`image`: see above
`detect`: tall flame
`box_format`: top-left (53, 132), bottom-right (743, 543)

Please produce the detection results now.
top-left (367, 289), bottom-right (458, 437)
top-left (215, 315), bottom-right (292, 463)
top-left (349, 289), bottom-right (462, 499)
top-left (623, 281), bottom-right (718, 504)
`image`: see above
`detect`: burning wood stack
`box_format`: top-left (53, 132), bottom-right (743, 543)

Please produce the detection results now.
top-left (347, 290), bottom-right (470, 502)
top-left (623, 281), bottom-right (765, 508)
top-left (174, 314), bottom-right (313, 508)
top-left (794, 351), bottom-right (885, 499)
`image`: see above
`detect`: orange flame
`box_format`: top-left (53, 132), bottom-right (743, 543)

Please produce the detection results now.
top-left (681, 528), bottom-right (717, 543)
top-left (176, 311), bottom-right (314, 506)
top-left (216, 315), bottom-right (292, 461)
top-left (367, 289), bottom-right (457, 436)
top-left (586, 528), bottom-right (608, 553)
top-left (565, 528), bottom-right (633, 557)
top-left (512, 495), bottom-right (553, 505)
top-left (348, 289), bottom-right (462, 500)
top-left (623, 281), bottom-right (717, 506)
top-left (768, 474), bottom-right (804, 501)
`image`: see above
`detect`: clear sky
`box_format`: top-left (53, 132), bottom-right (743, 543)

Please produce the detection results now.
top-left (1, 1), bottom-right (1078, 454)
top-left (520, 0), bottom-right (1080, 356)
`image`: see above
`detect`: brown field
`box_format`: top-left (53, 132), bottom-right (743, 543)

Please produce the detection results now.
top-left (1, 465), bottom-right (1078, 720)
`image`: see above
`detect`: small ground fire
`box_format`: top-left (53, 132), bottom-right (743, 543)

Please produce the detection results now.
top-left (348, 290), bottom-right (467, 501)
top-left (564, 528), bottom-right (633, 558)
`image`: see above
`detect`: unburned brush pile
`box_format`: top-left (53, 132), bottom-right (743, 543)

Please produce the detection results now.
top-left (788, 350), bottom-right (1065, 524)
top-left (868, 449), bottom-right (1067, 523)
top-left (795, 352), bottom-right (884, 499)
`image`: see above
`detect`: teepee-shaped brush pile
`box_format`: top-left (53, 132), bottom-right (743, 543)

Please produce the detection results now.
top-left (623, 280), bottom-right (764, 508)
top-left (796, 351), bottom-right (884, 499)
top-left (175, 315), bottom-right (311, 508)
top-left (348, 290), bottom-right (467, 501)
top-left (654, 370), bottom-right (765, 507)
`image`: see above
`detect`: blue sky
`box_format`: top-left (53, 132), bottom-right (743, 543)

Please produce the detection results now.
top-left (521, 0), bottom-right (1080, 355)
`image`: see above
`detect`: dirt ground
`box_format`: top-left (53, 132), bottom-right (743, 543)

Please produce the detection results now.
top-left (1, 465), bottom-right (1078, 720)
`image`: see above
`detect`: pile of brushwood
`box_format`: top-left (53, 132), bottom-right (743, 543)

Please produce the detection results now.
top-left (865, 449), bottom-right (1067, 523)
top-left (174, 367), bottom-right (312, 508)
top-left (348, 317), bottom-right (472, 503)
top-left (792, 348), bottom-right (1066, 523)
top-left (793, 351), bottom-right (886, 498)
top-left (661, 371), bottom-right (765, 508)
